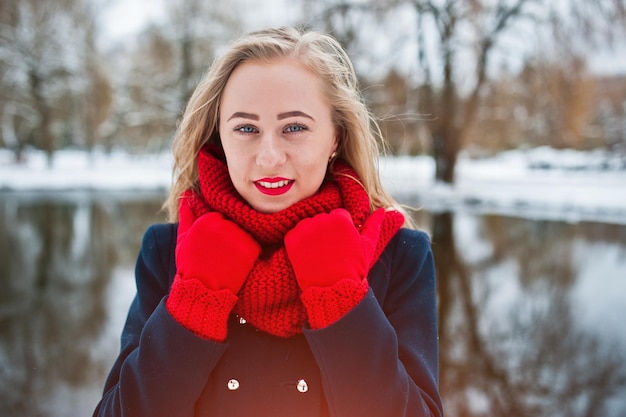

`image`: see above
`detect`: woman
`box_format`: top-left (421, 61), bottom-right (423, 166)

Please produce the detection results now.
top-left (94, 26), bottom-right (443, 417)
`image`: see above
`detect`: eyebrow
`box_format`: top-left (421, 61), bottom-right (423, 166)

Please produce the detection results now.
top-left (227, 112), bottom-right (259, 121)
top-left (226, 111), bottom-right (315, 122)
top-left (277, 111), bottom-right (315, 122)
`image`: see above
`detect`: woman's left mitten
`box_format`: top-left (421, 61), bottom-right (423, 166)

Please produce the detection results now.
top-left (285, 208), bottom-right (384, 328)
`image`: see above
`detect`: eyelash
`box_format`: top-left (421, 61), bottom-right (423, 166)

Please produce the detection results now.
top-left (284, 123), bottom-right (308, 133)
top-left (235, 125), bottom-right (257, 134)
top-left (233, 123), bottom-right (308, 134)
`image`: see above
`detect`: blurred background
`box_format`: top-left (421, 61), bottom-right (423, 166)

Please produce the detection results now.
top-left (1, 0), bottom-right (626, 416)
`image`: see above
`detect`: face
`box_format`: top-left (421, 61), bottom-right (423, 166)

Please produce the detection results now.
top-left (219, 57), bottom-right (338, 213)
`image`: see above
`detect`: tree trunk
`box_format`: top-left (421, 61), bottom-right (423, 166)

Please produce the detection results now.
top-left (29, 69), bottom-right (54, 167)
top-left (433, 133), bottom-right (459, 184)
top-left (433, 44), bottom-right (459, 184)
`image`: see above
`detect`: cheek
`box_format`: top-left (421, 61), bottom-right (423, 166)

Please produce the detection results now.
top-left (225, 156), bottom-right (245, 182)
top-left (300, 154), bottom-right (330, 187)
top-left (220, 145), bottom-right (246, 186)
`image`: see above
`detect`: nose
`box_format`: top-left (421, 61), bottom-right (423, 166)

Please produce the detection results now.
top-left (256, 132), bottom-right (286, 168)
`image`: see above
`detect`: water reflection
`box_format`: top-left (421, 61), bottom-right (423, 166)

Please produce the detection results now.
top-left (0, 192), bottom-right (166, 417)
top-left (433, 212), bottom-right (626, 417)
top-left (0, 193), bottom-right (624, 417)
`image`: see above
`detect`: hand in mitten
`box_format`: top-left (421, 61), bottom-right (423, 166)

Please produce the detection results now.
top-left (285, 208), bottom-right (384, 328)
top-left (175, 211), bottom-right (260, 292)
top-left (167, 203), bottom-right (260, 341)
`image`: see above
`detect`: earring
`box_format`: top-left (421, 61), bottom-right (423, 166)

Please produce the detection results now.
top-left (329, 151), bottom-right (337, 162)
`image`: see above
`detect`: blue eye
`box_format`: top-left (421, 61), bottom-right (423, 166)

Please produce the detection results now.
top-left (285, 123), bottom-right (307, 133)
top-left (236, 125), bottom-right (256, 134)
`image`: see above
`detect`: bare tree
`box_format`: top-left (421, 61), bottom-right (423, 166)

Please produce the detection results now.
top-left (102, 0), bottom-right (242, 152)
top-left (303, 0), bottom-right (626, 183)
top-left (414, 0), bottom-right (540, 182)
top-left (0, 0), bottom-right (106, 164)
top-left (468, 54), bottom-right (598, 151)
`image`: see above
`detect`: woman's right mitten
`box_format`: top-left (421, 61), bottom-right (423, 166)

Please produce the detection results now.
top-left (166, 210), bottom-right (260, 341)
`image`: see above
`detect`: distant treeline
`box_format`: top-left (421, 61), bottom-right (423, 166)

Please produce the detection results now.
top-left (1, 0), bottom-right (625, 183)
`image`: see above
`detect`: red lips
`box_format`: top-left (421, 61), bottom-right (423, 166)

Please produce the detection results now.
top-left (254, 177), bottom-right (294, 196)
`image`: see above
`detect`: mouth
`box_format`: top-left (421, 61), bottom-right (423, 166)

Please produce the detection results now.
top-left (254, 178), bottom-right (294, 196)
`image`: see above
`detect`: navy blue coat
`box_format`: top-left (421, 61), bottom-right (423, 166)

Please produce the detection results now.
top-left (94, 223), bottom-right (443, 417)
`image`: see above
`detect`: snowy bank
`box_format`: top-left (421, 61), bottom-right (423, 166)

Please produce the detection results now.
top-left (2, 147), bottom-right (626, 225)
top-left (381, 148), bottom-right (626, 225)
top-left (0, 149), bottom-right (173, 192)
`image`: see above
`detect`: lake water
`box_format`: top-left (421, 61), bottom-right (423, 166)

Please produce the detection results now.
top-left (1, 191), bottom-right (625, 417)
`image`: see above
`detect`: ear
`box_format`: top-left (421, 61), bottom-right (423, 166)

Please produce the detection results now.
top-left (332, 126), bottom-right (341, 155)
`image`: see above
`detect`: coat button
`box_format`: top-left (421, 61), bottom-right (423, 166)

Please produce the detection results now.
top-left (296, 379), bottom-right (308, 393)
top-left (227, 379), bottom-right (240, 390)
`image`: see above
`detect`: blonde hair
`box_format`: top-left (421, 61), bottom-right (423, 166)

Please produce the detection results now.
top-left (164, 26), bottom-right (410, 226)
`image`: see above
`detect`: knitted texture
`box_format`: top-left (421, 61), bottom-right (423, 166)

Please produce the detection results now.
top-left (182, 145), bottom-right (404, 337)
top-left (301, 279), bottom-right (370, 329)
top-left (166, 276), bottom-right (239, 342)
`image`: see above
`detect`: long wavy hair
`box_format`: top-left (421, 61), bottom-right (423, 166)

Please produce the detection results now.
top-left (164, 26), bottom-right (410, 226)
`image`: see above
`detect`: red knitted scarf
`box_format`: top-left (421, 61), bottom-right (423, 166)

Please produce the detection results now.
top-left (182, 146), bottom-right (404, 337)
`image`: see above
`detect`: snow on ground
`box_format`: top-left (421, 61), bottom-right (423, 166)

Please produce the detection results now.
top-left (381, 147), bottom-right (626, 225)
top-left (0, 148), bottom-right (173, 192)
top-left (2, 146), bottom-right (626, 224)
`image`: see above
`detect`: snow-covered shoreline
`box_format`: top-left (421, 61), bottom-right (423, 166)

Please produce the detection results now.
top-left (381, 150), bottom-right (626, 225)
top-left (0, 149), bottom-right (173, 192)
top-left (2, 147), bottom-right (626, 224)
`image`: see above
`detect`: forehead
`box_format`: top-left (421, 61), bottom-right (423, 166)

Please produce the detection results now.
top-left (220, 58), bottom-right (330, 113)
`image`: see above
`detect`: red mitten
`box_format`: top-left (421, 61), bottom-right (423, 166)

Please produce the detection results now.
top-left (166, 205), bottom-right (261, 341)
top-left (285, 208), bottom-right (384, 328)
